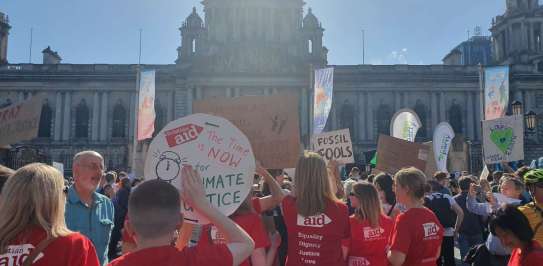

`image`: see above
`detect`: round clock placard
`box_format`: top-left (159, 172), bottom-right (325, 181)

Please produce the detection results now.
top-left (144, 113), bottom-right (255, 224)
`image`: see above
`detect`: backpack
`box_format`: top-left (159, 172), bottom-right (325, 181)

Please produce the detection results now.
top-left (424, 193), bottom-right (456, 228)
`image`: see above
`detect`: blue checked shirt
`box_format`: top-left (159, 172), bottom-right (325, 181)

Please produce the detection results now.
top-left (65, 185), bottom-right (115, 265)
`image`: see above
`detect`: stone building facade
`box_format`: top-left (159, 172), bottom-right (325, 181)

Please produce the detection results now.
top-left (1, 0), bottom-right (543, 174)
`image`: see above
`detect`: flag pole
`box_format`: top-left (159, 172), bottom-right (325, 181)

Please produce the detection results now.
top-left (478, 64), bottom-right (485, 171)
top-left (131, 29), bottom-right (142, 175)
top-left (309, 64), bottom-right (315, 147)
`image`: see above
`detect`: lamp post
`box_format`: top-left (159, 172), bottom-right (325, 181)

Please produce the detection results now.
top-left (512, 100), bottom-right (523, 116)
top-left (525, 111), bottom-right (537, 131)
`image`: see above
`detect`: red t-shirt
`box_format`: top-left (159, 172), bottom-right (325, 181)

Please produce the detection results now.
top-left (0, 227), bottom-right (99, 266)
top-left (282, 195), bottom-right (350, 266)
top-left (108, 244), bottom-right (232, 266)
top-left (508, 240), bottom-right (543, 266)
top-left (199, 212), bottom-right (270, 266)
top-left (342, 214), bottom-right (393, 266)
top-left (389, 207), bottom-right (443, 266)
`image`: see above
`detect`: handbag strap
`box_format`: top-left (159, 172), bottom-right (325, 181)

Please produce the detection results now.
top-left (22, 237), bottom-right (57, 266)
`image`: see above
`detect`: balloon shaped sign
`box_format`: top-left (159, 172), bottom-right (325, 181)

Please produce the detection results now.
top-left (144, 113), bottom-right (255, 224)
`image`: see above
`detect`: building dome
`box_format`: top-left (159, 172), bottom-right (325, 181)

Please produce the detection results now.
top-left (303, 8), bottom-right (320, 29)
top-left (184, 7), bottom-right (203, 29)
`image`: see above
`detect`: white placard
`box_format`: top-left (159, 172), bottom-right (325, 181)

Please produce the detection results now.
top-left (482, 115), bottom-right (524, 164)
top-left (144, 113), bottom-right (255, 224)
top-left (52, 162), bottom-right (64, 175)
top-left (311, 129), bottom-right (354, 164)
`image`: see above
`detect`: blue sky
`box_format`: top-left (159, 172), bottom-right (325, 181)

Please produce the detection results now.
top-left (2, 0), bottom-right (507, 65)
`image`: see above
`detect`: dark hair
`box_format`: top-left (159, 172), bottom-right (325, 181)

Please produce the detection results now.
top-left (349, 167), bottom-right (360, 176)
top-left (458, 176), bottom-right (475, 191)
top-left (515, 166), bottom-right (531, 179)
top-left (373, 173), bottom-right (396, 206)
top-left (492, 171), bottom-right (504, 181)
top-left (104, 171), bottom-right (116, 184)
top-left (0, 165), bottom-right (15, 193)
top-left (434, 171), bottom-right (448, 181)
top-left (427, 180), bottom-right (442, 193)
top-left (489, 205), bottom-right (534, 245)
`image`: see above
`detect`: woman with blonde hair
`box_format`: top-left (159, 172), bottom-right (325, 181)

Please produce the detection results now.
top-left (0, 163), bottom-right (99, 266)
top-left (282, 151), bottom-right (350, 266)
top-left (388, 167), bottom-right (443, 266)
top-left (342, 182), bottom-right (393, 266)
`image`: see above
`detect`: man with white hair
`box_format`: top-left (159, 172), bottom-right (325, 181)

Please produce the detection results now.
top-left (65, 151), bottom-right (114, 265)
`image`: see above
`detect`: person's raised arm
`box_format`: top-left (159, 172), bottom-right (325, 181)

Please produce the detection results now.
top-left (181, 166), bottom-right (255, 266)
top-left (255, 165), bottom-right (287, 212)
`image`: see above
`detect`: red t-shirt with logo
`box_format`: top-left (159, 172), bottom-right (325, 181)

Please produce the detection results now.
top-left (342, 214), bottom-right (393, 266)
top-left (508, 240), bottom-right (543, 266)
top-left (282, 195), bottom-right (350, 266)
top-left (108, 243), bottom-right (232, 266)
top-left (199, 212), bottom-right (270, 266)
top-left (0, 226), bottom-right (99, 266)
top-left (389, 207), bottom-right (443, 266)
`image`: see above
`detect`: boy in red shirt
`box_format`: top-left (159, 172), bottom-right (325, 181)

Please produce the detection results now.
top-left (108, 166), bottom-right (254, 266)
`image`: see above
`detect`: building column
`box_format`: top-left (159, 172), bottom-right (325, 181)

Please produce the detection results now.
top-left (226, 88), bottom-right (233, 97)
top-left (439, 92), bottom-right (446, 122)
top-left (167, 91), bottom-right (174, 123)
top-left (466, 91), bottom-right (475, 140)
top-left (129, 92), bottom-right (136, 140)
top-left (100, 92), bottom-right (109, 141)
top-left (234, 88), bottom-right (241, 97)
top-left (301, 88), bottom-right (308, 138)
top-left (365, 92), bottom-right (373, 141)
top-left (330, 102), bottom-right (337, 130)
top-left (474, 92), bottom-right (481, 141)
top-left (393, 92), bottom-right (401, 112)
top-left (430, 92), bottom-right (438, 130)
top-left (186, 88), bottom-right (193, 116)
top-left (62, 92), bottom-right (72, 141)
top-left (92, 91), bottom-right (100, 141)
top-left (54, 92), bottom-right (63, 141)
top-left (195, 87), bottom-right (203, 100)
top-left (521, 23), bottom-right (527, 51)
top-left (358, 92), bottom-right (366, 141)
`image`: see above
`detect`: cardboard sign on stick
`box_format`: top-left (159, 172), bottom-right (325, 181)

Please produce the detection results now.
top-left (193, 94), bottom-right (301, 169)
top-left (375, 135), bottom-right (429, 175)
top-left (311, 129), bottom-right (354, 164)
top-left (144, 113), bottom-right (255, 224)
top-left (482, 115), bottom-right (524, 164)
top-left (0, 94), bottom-right (45, 146)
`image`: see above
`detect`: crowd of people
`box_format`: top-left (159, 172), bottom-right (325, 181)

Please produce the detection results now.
top-left (0, 150), bottom-right (543, 266)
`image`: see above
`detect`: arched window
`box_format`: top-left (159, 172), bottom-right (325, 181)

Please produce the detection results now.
top-left (38, 100), bottom-right (53, 138)
top-left (308, 39), bottom-right (313, 54)
top-left (112, 101), bottom-right (127, 138)
top-left (75, 99), bottom-right (90, 138)
top-left (449, 102), bottom-right (463, 134)
top-left (414, 100), bottom-right (427, 139)
top-left (154, 101), bottom-right (166, 136)
top-left (340, 100), bottom-right (355, 138)
top-left (376, 103), bottom-right (392, 136)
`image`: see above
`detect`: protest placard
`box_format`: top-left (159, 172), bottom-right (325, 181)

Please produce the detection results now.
top-left (311, 129), bottom-right (354, 164)
top-left (375, 134), bottom-right (429, 175)
top-left (144, 113), bottom-right (255, 224)
top-left (0, 94), bottom-right (45, 146)
top-left (193, 94), bottom-right (301, 169)
top-left (482, 115), bottom-right (524, 164)
top-left (52, 162), bottom-right (64, 175)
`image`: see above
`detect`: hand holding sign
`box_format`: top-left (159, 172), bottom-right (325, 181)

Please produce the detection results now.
top-left (180, 165), bottom-right (208, 211)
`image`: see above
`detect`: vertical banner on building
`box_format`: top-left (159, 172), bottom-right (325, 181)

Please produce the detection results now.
top-left (313, 67), bottom-right (334, 135)
top-left (432, 122), bottom-right (455, 172)
top-left (484, 66), bottom-right (509, 120)
top-left (390, 108), bottom-right (422, 142)
top-left (137, 70), bottom-right (156, 141)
